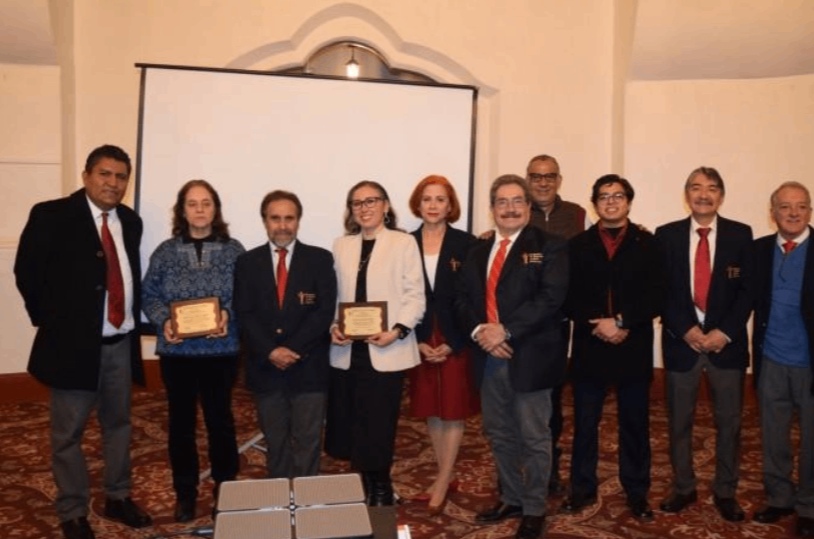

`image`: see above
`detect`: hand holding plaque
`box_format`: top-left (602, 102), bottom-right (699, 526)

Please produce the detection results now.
top-left (170, 297), bottom-right (221, 339)
top-left (338, 301), bottom-right (388, 340)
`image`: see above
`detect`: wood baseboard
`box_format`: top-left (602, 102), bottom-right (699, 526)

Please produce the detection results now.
top-left (0, 360), bottom-right (165, 403)
top-left (0, 365), bottom-right (755, 405)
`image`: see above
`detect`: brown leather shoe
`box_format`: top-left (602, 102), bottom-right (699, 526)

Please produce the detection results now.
top-left (103, 497), bottom-right (152, 528)
top-left (60, 517), bottom-right (95, 539)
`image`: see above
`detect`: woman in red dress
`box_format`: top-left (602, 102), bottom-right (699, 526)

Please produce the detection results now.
top-left (408, 175), bottom-right (479, 514)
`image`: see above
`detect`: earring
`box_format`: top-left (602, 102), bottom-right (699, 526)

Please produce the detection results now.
top-left (384, 213), bottom-right (391, 225)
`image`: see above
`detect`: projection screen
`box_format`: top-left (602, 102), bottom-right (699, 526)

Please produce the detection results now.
top-left (135, 64), bottom-right (477, 288)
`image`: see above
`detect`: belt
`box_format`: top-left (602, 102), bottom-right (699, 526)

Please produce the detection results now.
top-left (101, 333), bottom-right (129, 345)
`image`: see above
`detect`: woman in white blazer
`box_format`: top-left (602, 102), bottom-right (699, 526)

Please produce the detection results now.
top-left (325, 180), bottom-right (425, 506)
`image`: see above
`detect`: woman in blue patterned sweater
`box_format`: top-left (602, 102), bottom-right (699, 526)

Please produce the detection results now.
top-left (142, 179), bottom-right (245, 522)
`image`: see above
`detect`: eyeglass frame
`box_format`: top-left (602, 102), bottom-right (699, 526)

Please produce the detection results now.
top-left (349, 196), bottom-right (384, 210)
top-left (596, 192), bottom-right (627, 204)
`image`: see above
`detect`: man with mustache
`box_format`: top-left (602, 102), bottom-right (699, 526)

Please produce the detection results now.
top-left (14, 145), bottom-right (152, 539)
top-left (655, 167), bottom-right (753, 522)
top-left (457, 175), bottom-right (568, 539)
top-left (751, 182), bottom-right (814, 537)
top-left (525, 154), bottom-right (589, 494)
top-left (233, 190), bottom-right (337, 479)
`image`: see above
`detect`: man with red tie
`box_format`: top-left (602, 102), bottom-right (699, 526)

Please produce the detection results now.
top-left (15, 145), bottom-right (152, 539)
top-left (655, 167), bottom-right (753, 522)
top-left (234, 190), bottom-right (336, 479)
top-left (456, 175), bottom-right (568, 539)
top-left (751, 182), bottom-right (814, 537)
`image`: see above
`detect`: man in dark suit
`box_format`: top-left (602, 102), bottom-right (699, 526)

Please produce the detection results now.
top-left (751, 181), bottom-right (814, 537)
top-left (655, 166), bottom-right (753, 522)
top-left (14, 145), bottom-right (152, 539)
top-left (234, 190), bottom-right (336, 478)
top-left (560, 175), bottom-right (663, 521)
top-left (457, 175), bottom-right (568, 539)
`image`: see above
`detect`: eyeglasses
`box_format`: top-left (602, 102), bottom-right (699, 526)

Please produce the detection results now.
top-left (528, 172), bottom-right (560, 184)
top-left (349, 196), bottom-right (383, 210)
top-left (494, 197), bottom-right (528, 209)
top-left (596, 192), bottom-right (627, 203)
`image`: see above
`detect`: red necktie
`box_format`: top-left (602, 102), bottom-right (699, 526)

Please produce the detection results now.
top-left (276, 248), bottom-right (288, 307)
top-left (783, 240), bottom-right (797, 254)
top-left (693, 227), bottom-right (711, 312)
top-left (101, 212), bottom-right (125, 328)
top-left (486, 238), bottom-right (510, 323)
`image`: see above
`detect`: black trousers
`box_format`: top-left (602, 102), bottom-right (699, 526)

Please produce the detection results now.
top-left (324, 347), bottom-right (404, 474)
top-left (160, 355), bottom-right (239, 500)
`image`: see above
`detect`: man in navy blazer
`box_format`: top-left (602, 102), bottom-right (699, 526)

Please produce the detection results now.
top-left (456, 175), bottom-right (568, 539)
top-left (751, 182), bottom-right (814, 537)
top-left (234, 190), bottom-right (336, 479)
top-left (655, 166), bottom-right (753, 522)
top-left (15, 145), bottom-right (151, 539)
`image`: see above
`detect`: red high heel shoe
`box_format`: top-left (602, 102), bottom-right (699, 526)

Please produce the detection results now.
top-left (409, 479), bottom-right (460, 502)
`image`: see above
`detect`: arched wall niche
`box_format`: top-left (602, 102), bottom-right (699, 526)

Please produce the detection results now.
top-left (224, 3), bottom-right (500, 232)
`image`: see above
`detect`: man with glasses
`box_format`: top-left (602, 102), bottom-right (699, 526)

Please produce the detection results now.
top-left (655, 167), bottom-right (753, 522)
top-left (457, 175), bottom-right (568, 539)
top-left (526, 154), bottom-right (589, 494)
top-left (560, 175), bottom-right (663, 521)
top-left (751, 182), bottom-right (814, 537)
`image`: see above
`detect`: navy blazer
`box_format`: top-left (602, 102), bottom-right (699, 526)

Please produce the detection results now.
top-left (566, 223), bottom-right (664, 382)
top-left (14, 189), bottom-right (144, 390)
top-left (655, 215), bottom-right (753, 372)
top-left (411, 225), bottom-right (477, 353)
top-left (752, 228), bottom-right (814, 394)
top-left (234, 241), bottom-right (336, 394)
top-left (455, 225), bottom-right (568, 392)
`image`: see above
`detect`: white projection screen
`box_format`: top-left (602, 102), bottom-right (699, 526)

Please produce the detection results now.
top-left (135, 64), bottom-right (477, 286)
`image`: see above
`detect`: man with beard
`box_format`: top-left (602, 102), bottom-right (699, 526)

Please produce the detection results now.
top-left (655, 167), bottom-right (753, 522)
top-left (457, 175), bottom-right (568, 539)
top-left (525, 154), bottom-right (589, 493)
top-left (234, 190), bottom-right (337, 478)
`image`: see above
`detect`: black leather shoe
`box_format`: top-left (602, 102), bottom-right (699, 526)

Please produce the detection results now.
top-left (515, 515), bottom-right (545, 539)
top-left (368, 479), bottom-right (395, 507)
top-left (659, 490), bottom-right (697, 513)
top-left (797, 516), bottom-right (814, 537)
top-left (174, 498), bottom-right (196, 523)
top-left (475, 502), bottom-right (523, 522)
top-left (61, 517), bottom-right (95, 539)
top-left (628, 498), bottom-right (654, 521)
top-left (753, 505), bottom-right (795, 523)
top-left (560, 493), bottom-right (598, 514)
top-left (103, 497), bottom-right (152, 528)
top-left (714, 495), bottom-right (745, 522)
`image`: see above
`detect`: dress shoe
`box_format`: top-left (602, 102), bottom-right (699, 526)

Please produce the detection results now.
top-left (475, 502), bottom-right (523, 522)
top-left (713, 495), bottom-right (745, 522)
top-left (627, 498), bottom-right (654, 521)
top-left (797, 516), bottom-right (814, 537)
top-left (560, 493), bottom-right (598, 514)
top-left (515, 515), bottom-right (545, 539)
top-left (174, 498), bottom-right (196, 523)
top-left (368, 479), bottom-right (395, 507)
top-left (61, 517), bottom-right (96, 539)
top-left (659, 490), bottom-right (697, 513)
top-left (753, 505), bottom-right (795, 524)
top-left (103, 497), bottom-right (152, 528)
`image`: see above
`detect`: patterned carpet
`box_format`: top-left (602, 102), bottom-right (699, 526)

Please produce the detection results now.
top-left (0, 380), bottom-right (802, 539)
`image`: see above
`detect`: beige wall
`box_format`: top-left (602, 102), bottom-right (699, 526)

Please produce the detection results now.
top-left (3, 1), bottom-right (814, 375)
